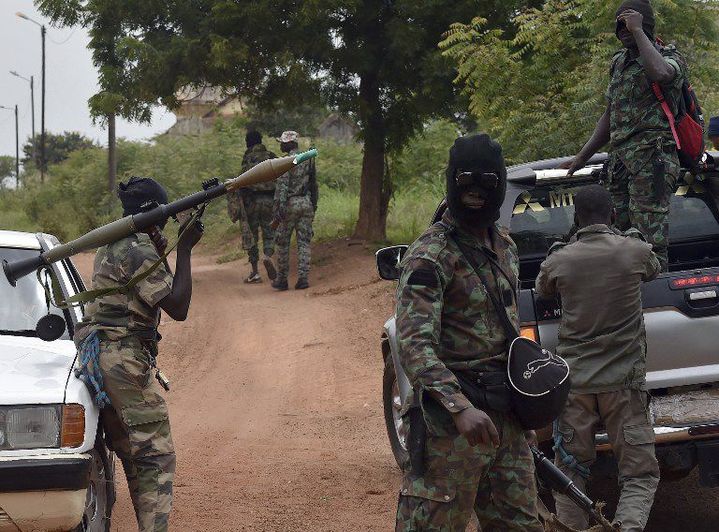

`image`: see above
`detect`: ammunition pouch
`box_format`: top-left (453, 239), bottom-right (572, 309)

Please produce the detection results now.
top-left (454, 370), bottom-right (512, 414)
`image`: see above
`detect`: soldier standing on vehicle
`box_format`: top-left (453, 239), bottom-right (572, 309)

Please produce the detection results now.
top-left (709, 116), bottom-right (719, 150)
top-left (272, 130), bottom-right (318, 291)
top-left (564, 0), bottom-right (688, 271)
top-left (394, 134), bottom-right (543, 531)
top-left (227, 130), bottom-right (278, 284)
top-left (75, 177), bottom-right (203, 531)
top-left (536, 184), bottom-right (661, 532)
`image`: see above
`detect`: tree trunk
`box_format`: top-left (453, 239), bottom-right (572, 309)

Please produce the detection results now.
top-left (108, 113), bottom-right (117, 193)
top-left (353, 75), bottom-right (391, 241)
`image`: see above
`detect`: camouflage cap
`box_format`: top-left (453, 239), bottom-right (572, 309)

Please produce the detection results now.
top-left (278, 130), bottom-right (299, 143)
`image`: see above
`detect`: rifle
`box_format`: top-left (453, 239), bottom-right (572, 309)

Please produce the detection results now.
top-left (3, 149), bottom-right (318, 286)
top-left (531, 446), bottom-right (618, 531)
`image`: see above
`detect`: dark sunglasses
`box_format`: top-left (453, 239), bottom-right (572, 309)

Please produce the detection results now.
top-left (455, 171), bottom-right (499, 190)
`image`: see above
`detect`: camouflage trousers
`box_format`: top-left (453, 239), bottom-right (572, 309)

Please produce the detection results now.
top-left (243, 193), bottom-right (276, 265)
top-left (396, 409), bottom-right (543, 532)
top-left (554, 390), bottom-right (659, 532)
top-left (99, 338), bottom-right (175, 532)
top-left (606, 142), bottom-right (680, 271)
top-left (275, 195), bottom-right (314, 281)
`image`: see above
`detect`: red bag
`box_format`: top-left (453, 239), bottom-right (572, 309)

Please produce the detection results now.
top-left (652, 81), bottom-right (705, 172)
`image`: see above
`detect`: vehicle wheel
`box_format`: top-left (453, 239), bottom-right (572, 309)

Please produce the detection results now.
top-left (383, 355), bottom-right (410, 470)
top-left (76, 446), bottom-right (113, 532)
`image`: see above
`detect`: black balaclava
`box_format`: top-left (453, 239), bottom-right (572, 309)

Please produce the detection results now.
top-left (246, 130), bottom-right (262, 149)
top-left (118, 177), bottom-right (169, 217)
top-left (616, 0), bottom-right (655, 41)
top-left (446, 133), bottom-right (507, 229)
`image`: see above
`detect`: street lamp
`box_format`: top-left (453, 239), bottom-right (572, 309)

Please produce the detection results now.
top-left (16, 12), bottom-right (46, 182)
top-left (0, 105), bottom-right (20, 188)
top-left (9, 71), bottom-right (35, 146)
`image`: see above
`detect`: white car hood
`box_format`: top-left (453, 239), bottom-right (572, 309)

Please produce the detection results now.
top-left (0, 336), bottom-right (77, 405)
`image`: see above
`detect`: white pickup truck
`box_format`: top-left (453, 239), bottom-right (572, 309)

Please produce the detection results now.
top-left (0, 230), bottom-right (113, 532)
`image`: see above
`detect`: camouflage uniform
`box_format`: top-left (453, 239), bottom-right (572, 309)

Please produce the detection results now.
top-left (229, 143), bottom-right (277, 265)
top-left (274, 148), bottom-right (316, 282)
top-left (606, 44), bottom-right (687, 270)
top-left (77, 233), bottom-right (175, 532)
top-left (395, 210), bottom-right (543, 532)
top-left (536, 226), bottom-right (662, 531)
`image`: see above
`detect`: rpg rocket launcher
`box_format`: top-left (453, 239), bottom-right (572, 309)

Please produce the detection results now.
top-left (3, 149), bottom-right (318, 286)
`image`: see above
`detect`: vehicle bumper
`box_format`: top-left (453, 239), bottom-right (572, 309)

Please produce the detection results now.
top-left (0, 454), bottom-right (90, 532)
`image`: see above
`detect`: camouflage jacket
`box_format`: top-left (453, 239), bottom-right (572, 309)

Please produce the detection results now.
top-left (536, 225), bottom-right (661, 392)
top-left (396, 210), bottom-right (520, 415)
top-left (242, 143), bottom-right (277, 193)
top-left (80, 233), bottom-right (173, 342)
top-left (607, 44), bottom-right (687, 162)
top-left (274, 148), bottom-right (318, 211)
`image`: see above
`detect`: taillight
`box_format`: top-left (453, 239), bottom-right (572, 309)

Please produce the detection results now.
top-left (61, 404), bottom-right (85, 448)
top-left (520, 325), bottom-right (539, 342)
top-left (669, 274), bottom-right (719, 290)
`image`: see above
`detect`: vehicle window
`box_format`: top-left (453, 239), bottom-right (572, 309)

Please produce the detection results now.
top-left (0, 248), bottom-right (70, 339)
top-left (510, 180), bottom-right (719, 259)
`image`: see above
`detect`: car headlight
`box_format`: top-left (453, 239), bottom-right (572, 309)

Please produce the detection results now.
top-left (0, 406), bottom-right (61, 450)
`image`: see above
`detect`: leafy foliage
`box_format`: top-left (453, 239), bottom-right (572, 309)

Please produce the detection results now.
top-left (440, 0), bottom-right (719, 164)
top-left (22, 131), bottom-right (97, 168)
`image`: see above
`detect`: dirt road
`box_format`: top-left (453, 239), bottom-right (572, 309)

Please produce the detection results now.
top-left (75, 241), bottom-right (718, 531)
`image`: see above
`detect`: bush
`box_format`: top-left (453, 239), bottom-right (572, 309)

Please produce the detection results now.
top-left (1, 118), bottom-right (455, 253)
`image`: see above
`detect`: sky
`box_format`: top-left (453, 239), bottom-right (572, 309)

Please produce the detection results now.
top-left (0, 0), bottom-right (176, 158)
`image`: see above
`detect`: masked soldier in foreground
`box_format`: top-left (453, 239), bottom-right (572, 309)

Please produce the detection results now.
top-left (75, 177), bottom-right (203, 531)
top-left (272, 130), bottom-right (318, 290)
top-left (228, 130), bottom-right (278, 283)
top-left (394, 134), bottom-right (542, 531)
top-left (536, 185), bottom-right (661, 531)
top-left (565, 0), bottom-right (687, 271)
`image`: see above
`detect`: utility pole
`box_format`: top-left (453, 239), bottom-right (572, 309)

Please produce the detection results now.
top-left (16, 13), bottom-right (47, 182)
top-left (0, 105), bottom-right (20, 187)
top-left (9, 71), bottom-right (36, 160)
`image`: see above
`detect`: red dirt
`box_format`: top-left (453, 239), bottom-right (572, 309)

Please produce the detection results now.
top-left (74, 241), bottom-right (401, 531)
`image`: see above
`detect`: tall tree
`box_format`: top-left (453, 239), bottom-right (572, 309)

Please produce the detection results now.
top-left (22, 131), bottom-right (96, 168)
top-left (440, 0), bottom-right (719, 164)
top-left (36, 0), bottom-right (535, 240)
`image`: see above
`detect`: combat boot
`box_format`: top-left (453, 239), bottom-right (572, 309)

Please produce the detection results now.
top-left (263, 255), bottom-right (277, 281)
top-left (295, 277), bottom-right (309, 290)
top-left (272, 278), bottom-right (288, 291)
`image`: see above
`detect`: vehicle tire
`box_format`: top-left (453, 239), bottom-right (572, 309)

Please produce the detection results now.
top-left (383, 354), bottom-right (410, 470)
top-left (75, 444), bottom-right (113, 532)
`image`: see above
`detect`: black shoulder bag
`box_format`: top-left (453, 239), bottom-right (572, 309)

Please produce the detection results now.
top-left (452, 235), bottom-right (571, 430)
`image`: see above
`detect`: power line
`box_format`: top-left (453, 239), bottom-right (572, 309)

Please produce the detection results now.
top-left (48, 29), bottom-right (76, 45)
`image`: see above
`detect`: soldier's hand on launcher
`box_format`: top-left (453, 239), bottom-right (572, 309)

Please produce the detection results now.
top-left (452, 407), bottom-right (500, 448)
top-left (147, 226), bottom-right (168, 255)
top-left (178, 220), bottom-right (204, 251)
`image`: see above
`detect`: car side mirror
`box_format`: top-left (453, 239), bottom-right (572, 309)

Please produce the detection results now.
top-left (36, 314), bottom-right (66, 342)
top-left (376, 245), bottom-right (408, 281)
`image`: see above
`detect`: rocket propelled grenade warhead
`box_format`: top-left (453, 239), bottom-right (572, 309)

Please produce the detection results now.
top-left (2, 149), bottom-right (318, 286)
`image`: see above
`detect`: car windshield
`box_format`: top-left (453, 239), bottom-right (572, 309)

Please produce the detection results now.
top-left (0, 247), bottom-right (68, 338)
top-left (509, 175), bottom-right (719, 284)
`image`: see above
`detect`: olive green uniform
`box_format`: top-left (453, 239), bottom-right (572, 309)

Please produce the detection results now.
top-left (395, 211), bottom-right (543, 532)
top-left (606, 44), bottom-right (687, 270)
top-left (536, 225), bottom-right (662, 531)
top-left (77, 233), bottom-right (175, 532)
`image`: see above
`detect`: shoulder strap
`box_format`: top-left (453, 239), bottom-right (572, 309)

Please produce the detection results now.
top-left (652, 82), bottom-right (681, 149)
top-left (449, 233), bottom-right (519, 342)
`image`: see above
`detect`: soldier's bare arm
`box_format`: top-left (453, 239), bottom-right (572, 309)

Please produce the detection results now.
top-left (563, 106), bottom-right (610, 176)
top-left (159, 223), bottom-right (203, 321)
top-left (619, 10), bottom-right (675, 84)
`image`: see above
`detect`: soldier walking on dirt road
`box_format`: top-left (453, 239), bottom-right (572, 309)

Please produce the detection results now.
top-left (394, 134), bottom-right (543, 531)
top-left (564, 0), bottom-right (688, 271)
top-left (272, 130), bottom-right (318, 291)
top-left (75, 177), bottom-right (204, 531)
top-left (536, 185), bottom-right (661, 532)
top-left (227, 130), bottom-right (278, 284)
